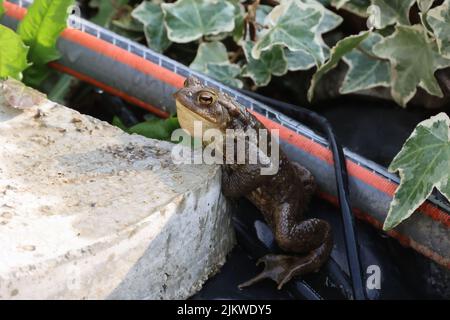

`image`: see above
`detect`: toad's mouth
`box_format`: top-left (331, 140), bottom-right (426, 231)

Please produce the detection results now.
top-left (175, 100), bottom-right (221, 137)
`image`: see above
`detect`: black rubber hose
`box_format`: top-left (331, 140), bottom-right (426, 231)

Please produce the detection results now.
top-left (238, 89), bottom-right (366, 300)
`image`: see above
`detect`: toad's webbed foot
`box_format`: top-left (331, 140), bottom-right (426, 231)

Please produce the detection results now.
top-left (239, 231), bottom-right (332, 290)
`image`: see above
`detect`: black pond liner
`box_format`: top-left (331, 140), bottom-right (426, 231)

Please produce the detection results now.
top-left (2, 0), bottom-right (449, 299)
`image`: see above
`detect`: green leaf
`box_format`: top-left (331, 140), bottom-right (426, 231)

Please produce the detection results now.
top-left (112, 116), bottom-right (128, 132)
top-left (0, 25), bottom-right (30, 80)
top-left (132, 1), bottom-right (171, 53)
top-left (161, 0), bottom-right (235, 43)
top-left (23, 64), bottom-right (51, 87)
top-left (128, 116), bottom-right (181, 141)
top-left (0, 0), bottom-right (4, 17)
top-left (230, 0), bottom-right (245, 42)
top-left (285, 49), bottom-right (316, 71)
top-left (47, 73), bottom-right (76, 105)
top-left (301, 0), bottom-right (343, 62)
top-left (385, 113), bottom-right (450, 230)
top-left (91, 0), bottom-right (129, 27)
top-left (340, 32), bottom-right (390, 94)
top-left (190, 41), bottom-right (229, 70)
top-left (308, 31), bottom-right (370, 101)
top-left (190, 41), bottom-right (243, 88)
top-left (330, 0), bottom-right (371, 17)
top-left (17, 0), bottom-right (74, 66)
top-left (252, 0), bottom-right (326, 65)
top-left (427, 0), bottom-right (450, 59)
top-left (206, 63), bottom-right (243, 88)
top-left (255, 4), bottom-right (273, 34)
top-left (373, 25), bottom-right (450, 107)
top-left (112, 5), bottom-right (144, 32)
top-left (370, 0), bottom-right (415, 28)
top-left (242, 42), bottom-right (288, 87)
top-left (331, 0), bottom-right (351, 9)
top-left (310, 0), bottom-right (344, 33)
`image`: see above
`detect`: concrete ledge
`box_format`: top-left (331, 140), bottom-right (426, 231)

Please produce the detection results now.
top-left (0, 80), bottom-right (235, 299)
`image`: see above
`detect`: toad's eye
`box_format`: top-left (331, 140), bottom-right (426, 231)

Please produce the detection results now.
top-left (197, 90), bottom-right (216, 106)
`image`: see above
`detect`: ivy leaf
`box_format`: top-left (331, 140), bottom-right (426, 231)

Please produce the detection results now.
top-left (111, 5), bottom-right (143, 32)
top-left (384, 113), bottom-right (450, 230)
top-left (190, 41), bottom-right (229, 70)
top-left (330, 0), bottom-right (371, 17)
top-left (190, 42), bottom-right (243, 88)
top-left (331, 0), bottom-right (351, 9)
top-left (231, 0), bottom-right (245, 42)
top-left (90, 0), bottom-right (128, 27)
top-left (417, 0), bottom-right (435, 12)
top-left (370, 0), bottom-right (415, 28)
top-left (109, 6), bottom-right (145, 41)
top-left (308, 31), bottom-right (370, 101)
top-left (132, 1), bottom-right (171, 53)
top-left (242, 42), bottom-right (288, 87)
top-left (285, 49), bottom-right (316, 71)
top-left (161, 0), bottom-right (235, 43)
top-left (206, 63), bottom-right (243, 88)
top-left (427, 0), bottom-right (450, 59)
top-left (373, 25), bottom-right (450, 107)
top-left (278, 0), bottom-right (342, 70)
top-left (310, 0), bottom-right (343, 34)
top-left (252, 0), bottom-right (326, 65)
top-left (0, 25), bottom-right (30, 80)
top-left (340, 32), bottom-right (390, 94)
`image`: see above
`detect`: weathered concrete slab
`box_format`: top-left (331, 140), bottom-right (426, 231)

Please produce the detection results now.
top-left (0, 80), bottom-right (235, 299)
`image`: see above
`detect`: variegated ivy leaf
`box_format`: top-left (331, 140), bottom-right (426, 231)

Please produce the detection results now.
top-left (190, 41), bottom-right (229, 70)
top-left (255, 4), bottom-right (273, 39)
top-left (427, 0), bottom-right (450, 59)
top-left (298, 0), bottom-right (343, 33)
top-left (285, 49), bottom-right (316, 71)
top-left (206, 63), bottom-right (243, 88)
top-left (340, 32), bottom-right (390, 94)
top-left (370, 0), bottom-right (415, 29)
top-left (90, 0), bottom-right (128, 27)
top-left (330, 0), bottom-right (370, 17)
top-left (251, 2), bottom-right (316, 73)
top-left (308, 31), bottom-right (370, 101)
top-left (302, 0), bottom-right (343, 62)
top-left (161, 0), bottom-right (235, 43)
top-left (417, 0), bottom-right (435, 12)
top-left (230, 0), bottom-right (245, 42)
top-left (132, 1), bottom-right (171, 53)
top-left (255, 0), bottom-right (342, 64)
top-left (190, 42), bottom-right (242, 88)
top-left (252, 0), bottom-right (326, 65)
top-left (279, 0), bottom-right (342, 69)
top-left (385, 112), bottom-right (450, 230)
top-left (332, 0), bottom-right (350, 8)
top-left (373, 25), bottom-right (450, 107)
top-left (242, 42), bottom-right (288, 87)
